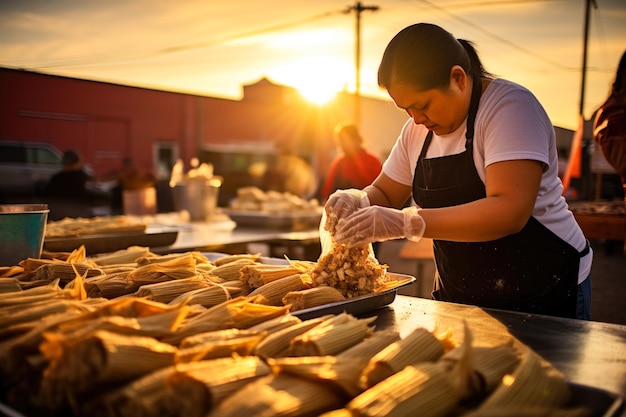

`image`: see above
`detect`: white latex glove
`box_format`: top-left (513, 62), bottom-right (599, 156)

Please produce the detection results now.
top-left (324, 189), bottom-right (370, 224)
top-left (334, 205), bottom-right (425, 247)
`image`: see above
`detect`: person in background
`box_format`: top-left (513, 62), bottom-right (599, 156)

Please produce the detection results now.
top-left (318, 122), bottom-right (383, 202)
top-left (326, 23), bottom-right (592, 320)
top-left (264, 145), bottom-right (317, 199)
top-left (44, 149), bottom-right (106, 219)
top-left (593, 50), bottom-right (626, 200)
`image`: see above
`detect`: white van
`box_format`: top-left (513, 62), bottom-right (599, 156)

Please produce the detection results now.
top-left (0, 141), bottom-right (63, 196)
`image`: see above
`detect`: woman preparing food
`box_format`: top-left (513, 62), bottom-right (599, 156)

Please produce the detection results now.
top-left (327, 23), bottom-right (592, 319)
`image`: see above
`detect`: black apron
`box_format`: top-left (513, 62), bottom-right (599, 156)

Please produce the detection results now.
top-left (412, 75), bottom-right (586, 318)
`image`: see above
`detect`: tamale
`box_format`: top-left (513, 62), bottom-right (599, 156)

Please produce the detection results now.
top-left (209, 258), bottom-right (257, 281)
top-left (0, 277), bottom-right (22, 293)
top-left (88, 246), bottom-right (153, 266)
top-left (239, 263), bottom-right (307, 289)
top-left (166, 356), bottom-right (271, 417)
top-left (133, 275), bottom-right (213, 304)
top-left (207, 373), bottom-right (345, 417)
top-left (84, 271), bottom-right (136, 299)
top-left (127, 254), bottom-right (198, 286)
top-left (360, 326), bottom-right (448, 389)
top-left (477, 349), bottom-right (572, 410)
top-left (440, 342), bottom-right (521, 396)
top-left (167, 282), bottom-right (242, 308)
top-left (282, 285), bottom-right (346, 311)
top-left (163, 296), bottom-right (290, 346)
top-left (348, 362), bottom-right (459, 417)
top-left (213, 252), bottom-right (261, 266)
top-left (247, 313), bottom-right (301, 333)
top-left (179, 328), bottom-right (265, 349)
top-left (86, 363), bottom-right (177, 417)
top-left (135, 251), bottom-right (211, 267)
top-left (247, 273), bottom-right (311, 306)
top-left (39, 329), bottom-right (177, 406)
top-left (269, 329), bottom-right (400, 397)
top-left (34, 261), bottom-right (104, 285)
top-left (288, 313), bottom-right (376, 356)
top-left (253, 316), bottom-right (329, 359)
top-left (176, 332), bottom-right (266, 362)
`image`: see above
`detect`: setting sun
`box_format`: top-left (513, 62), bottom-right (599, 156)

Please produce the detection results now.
top-left (269, 55), bottom-right (352, 105)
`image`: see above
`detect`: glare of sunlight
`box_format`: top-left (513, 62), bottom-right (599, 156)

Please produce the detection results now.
top-left (269, 55), bottom-right (351, 105)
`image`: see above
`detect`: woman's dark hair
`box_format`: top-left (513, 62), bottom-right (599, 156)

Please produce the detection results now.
top-left (378, 23), bottom-right (492, 92)
top-left (611, 50), bottom-right (626, 95)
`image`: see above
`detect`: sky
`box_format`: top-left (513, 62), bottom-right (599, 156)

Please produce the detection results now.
top-left (1, 0), bottom-right (625, 131)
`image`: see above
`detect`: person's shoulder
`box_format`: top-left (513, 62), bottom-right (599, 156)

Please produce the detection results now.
top-left (485, 78), bottom-right (533, 98)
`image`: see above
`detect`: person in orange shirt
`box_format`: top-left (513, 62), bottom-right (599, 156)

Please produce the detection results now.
top-left (319, 122), bottom-right (383, 202)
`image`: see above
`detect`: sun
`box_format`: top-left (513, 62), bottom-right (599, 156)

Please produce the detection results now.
top-left (270, 55), bottom-right (352, 105)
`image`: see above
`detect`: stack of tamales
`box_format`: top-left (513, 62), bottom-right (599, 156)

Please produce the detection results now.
top-left (0, 246), bottom-right (592, 417)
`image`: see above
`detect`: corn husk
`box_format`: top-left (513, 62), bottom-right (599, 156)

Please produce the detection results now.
top-left (84, 271), bottom-right (136, 299)
top-left (85, 363), bottom-right (177, 417)
top-left (207, 373), bottom-right (345, 417)
top-left (167, 282), bottom-right (243, 308)
top-left (349, 362), bottom-right (459, 417)
top-left (33, 261), bottom-right (104, 286)
top-left (441, 342), bottom-right (521, 397)
top-left (477, 349), bottom-right (572, 410)
top-left (132, 275), bottom-right (213, 304)
top-left (248, 273), bottom-right (312, 306)
top-left (288, 313), bottom-right (376, 356)
top-left (0, 278), bottom-right (64, 308)
top-left (240, 263), bottom-right (308, 289)
top-left (210, 258), bottom-right (258, 281)
top-left (176, 331), bottom-right (266, 362)
top-left (253, 316), bottom-right (329, 359)
top-left (247, 313), bottom-right (301, 334)
top-left (282, 285), bottom-right (346, 311)
top-left (39, 329), bottom-right (177, 407)
top-left (165, 356), bottom-right (271, 417)
top-left (360, 326), bottom-right (449, 389)
top-left (88, 246), bottom-right (153, 266)
top-left (0, 277), bottom-right (22, 293)
top-left (127, 254), bottom-right (198, 286)
top-left (269, 328), bottom-right (399, 397)
top-left (213, 253), bottom-right (261, 266)
top-left (163, 296), bottom-right (290, 346)
top-left (135, 251), bottom-right (211, 267)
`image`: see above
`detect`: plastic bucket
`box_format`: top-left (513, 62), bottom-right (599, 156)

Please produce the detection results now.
top-left (0, 204), bottom-right (49, 266)
top-left (171, 178), bottom-right (221, 221)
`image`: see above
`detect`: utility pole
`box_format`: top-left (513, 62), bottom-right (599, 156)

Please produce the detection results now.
top-left (346, 1), bottom-right (379, 125)
top-left (580, 0), bottom-right (597, 116)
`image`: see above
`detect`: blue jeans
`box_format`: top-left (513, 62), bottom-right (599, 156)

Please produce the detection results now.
top-left (576, 275), bottom-right (592, 320)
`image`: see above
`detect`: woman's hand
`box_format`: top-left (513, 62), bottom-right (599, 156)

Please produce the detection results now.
top-left (334, 205), bottom-right (425, 247)
top-left (325, 188), bottom-right (370, 220)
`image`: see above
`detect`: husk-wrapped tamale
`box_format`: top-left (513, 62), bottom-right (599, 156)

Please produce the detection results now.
top-left (207, 373), bottom-right (345, 417)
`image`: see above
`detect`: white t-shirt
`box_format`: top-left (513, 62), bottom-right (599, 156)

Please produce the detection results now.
top-left (383, 78), bottom-right (592, 283)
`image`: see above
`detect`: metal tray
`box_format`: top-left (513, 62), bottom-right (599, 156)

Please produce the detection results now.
top-left (291, 273), bottom-right (416, 320)
top-left (43, 230), bottom-right (178, 255)
top-left (223, 209), bottom-right (322, 231)
top-left (204, 252), bottom-right (417, 320)
top-left (567, 383), bottom-right (624, 417)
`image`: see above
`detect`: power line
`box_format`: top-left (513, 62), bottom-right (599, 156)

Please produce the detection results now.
top-left (18, 10), bottom-right (344, 71)
top-left (416, 0), bottom-right (577, 71)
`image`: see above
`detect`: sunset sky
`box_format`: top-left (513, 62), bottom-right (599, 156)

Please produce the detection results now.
top-left (1, 0), bottom-right (625, 131)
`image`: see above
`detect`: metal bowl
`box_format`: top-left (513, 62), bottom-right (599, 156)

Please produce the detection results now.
top-left (0, 204), bottom-right (49, 266)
